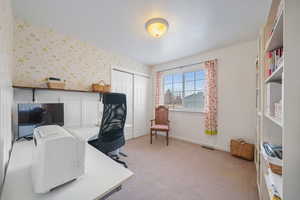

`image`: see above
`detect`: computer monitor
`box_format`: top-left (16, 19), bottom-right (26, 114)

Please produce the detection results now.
top-left (17, 103), bottom-right (64, 139)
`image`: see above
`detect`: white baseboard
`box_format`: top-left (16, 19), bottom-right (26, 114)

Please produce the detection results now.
top-left (170, 135), bottom-right (228, 152)
top-left (132, 132), bottom-right (148, 139)
top-left (145, 132), bottom-right (229, 152)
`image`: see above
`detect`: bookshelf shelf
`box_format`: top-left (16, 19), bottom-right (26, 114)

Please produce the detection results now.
top-left (265, 9), bottom-right (283, 52)
top-left (265, 63), bottom-right (283, 83)
top-left (264, 113), bottom-right (282, 127)
top-left (13, 85), bottom-right (99, 93)
top-left (13, 85), bottom-right (105, 102)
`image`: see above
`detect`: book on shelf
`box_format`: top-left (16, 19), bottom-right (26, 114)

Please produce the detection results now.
top-left (265, 47), bottom-right (284, 78)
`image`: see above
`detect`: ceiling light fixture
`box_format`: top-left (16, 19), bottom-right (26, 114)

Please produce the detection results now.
top-left (145, 18), bottom-right (169, 38)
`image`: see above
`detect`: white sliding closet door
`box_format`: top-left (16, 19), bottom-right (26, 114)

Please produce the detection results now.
top-left (111, 70), bottom-right (134, 140)
top-left (134, 75), bottom-right (150, 138)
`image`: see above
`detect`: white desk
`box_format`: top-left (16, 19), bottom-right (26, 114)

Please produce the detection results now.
top-left (65, 125), bottom-right (132, 142)
top-left (1, 140), bottom-right (133, 200)
top-left (65, 126), bottom-right (100, 141)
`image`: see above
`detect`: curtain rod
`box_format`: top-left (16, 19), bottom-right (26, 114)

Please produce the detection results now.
top-left (157, 58), bottom-right (216, 73)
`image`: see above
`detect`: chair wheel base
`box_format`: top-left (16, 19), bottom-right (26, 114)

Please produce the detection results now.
top-left (113, 158), bottom-right (128, 168)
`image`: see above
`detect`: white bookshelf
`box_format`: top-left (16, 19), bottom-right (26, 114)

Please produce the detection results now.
top-left (257, 0), bottom-right (300, 199)
top-left (265, 9), bottom-right (283, 52)
top-left (256, 0), bottom-right (284, 199)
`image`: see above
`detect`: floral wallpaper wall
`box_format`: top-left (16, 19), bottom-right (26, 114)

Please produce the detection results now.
top-left (0, 0), bottom-right (14, 186)
top-left (0, 0), bottom-right (14, 87)
top-left (13, 20), bottom-right (149, 90)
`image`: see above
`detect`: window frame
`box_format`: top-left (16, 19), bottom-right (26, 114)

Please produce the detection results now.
top-left (161, 66), bottom-right (207, 113)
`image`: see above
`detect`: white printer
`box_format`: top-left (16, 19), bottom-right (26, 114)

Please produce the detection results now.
top-left (31, 125), bottom-right (86, 193)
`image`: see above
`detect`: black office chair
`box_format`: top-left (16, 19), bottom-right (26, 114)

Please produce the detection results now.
top-left (88, 93), bottom-right (128, 168)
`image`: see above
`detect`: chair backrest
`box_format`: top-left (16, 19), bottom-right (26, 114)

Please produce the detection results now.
top-left (155, 106), bottom-right (169, 125)
top-left (99, 93), bottom-right (127, 144)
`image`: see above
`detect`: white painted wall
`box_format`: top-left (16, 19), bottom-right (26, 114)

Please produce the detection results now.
top-left (152, 40), bottom-right (257, 151)
top-left (0, 0), bottom-right (14, 190)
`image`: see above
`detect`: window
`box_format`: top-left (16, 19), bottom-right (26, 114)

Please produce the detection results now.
top-left (163, 69), bottom-right (206, 111)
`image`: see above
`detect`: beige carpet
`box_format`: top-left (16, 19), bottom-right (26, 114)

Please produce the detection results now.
top-left (111, 135), bottom-right (258, 200)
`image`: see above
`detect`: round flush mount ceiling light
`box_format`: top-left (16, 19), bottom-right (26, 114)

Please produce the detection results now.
top-left (145, 18), bottom-right (169, 38)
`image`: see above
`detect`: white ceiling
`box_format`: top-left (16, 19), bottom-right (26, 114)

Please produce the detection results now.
top-left (12, 0), bottom-right (271, 65)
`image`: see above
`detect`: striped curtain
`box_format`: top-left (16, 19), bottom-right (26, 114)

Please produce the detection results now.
top-left (204, 59), bottom-right (218, 135)
top-left (155, 71), bottom-right (162, 106)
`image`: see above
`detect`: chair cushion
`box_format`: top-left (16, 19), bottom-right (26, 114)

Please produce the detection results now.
top-left (151, 124), bottom-right (169, 131)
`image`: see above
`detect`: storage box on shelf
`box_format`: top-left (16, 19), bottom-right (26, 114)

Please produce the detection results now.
top-left (265, 82), bottom-right (282, 126)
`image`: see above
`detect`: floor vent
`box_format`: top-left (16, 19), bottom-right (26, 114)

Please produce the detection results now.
top-left (201, 145), bottom-right (215, 150)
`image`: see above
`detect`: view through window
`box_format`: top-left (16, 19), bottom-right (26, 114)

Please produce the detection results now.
top-left (163, 69), bottom-right (206, 111)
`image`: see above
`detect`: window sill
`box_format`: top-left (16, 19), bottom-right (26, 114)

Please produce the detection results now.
top-left (169, 109), bottom-right (207, 114)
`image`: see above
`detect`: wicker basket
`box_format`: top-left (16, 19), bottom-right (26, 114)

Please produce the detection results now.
top-left (269, 162), bottom-right (282, 175)
top-left (92, 80), bottom-right (111, 93)
top-left (47, 82), bottom-right (65, 89)
top-left (230, 139), bottom-right (254, 161)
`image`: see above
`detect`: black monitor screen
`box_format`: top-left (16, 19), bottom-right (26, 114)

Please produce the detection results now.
top-left (17, 103), bottom-right (64, 139)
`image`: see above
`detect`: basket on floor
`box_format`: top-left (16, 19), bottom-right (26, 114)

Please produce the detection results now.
top-left (230, 139), bottom-right (254, 161)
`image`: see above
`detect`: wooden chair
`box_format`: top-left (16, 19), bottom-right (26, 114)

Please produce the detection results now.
top-left (150, 106), bottom-right (170, 145)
